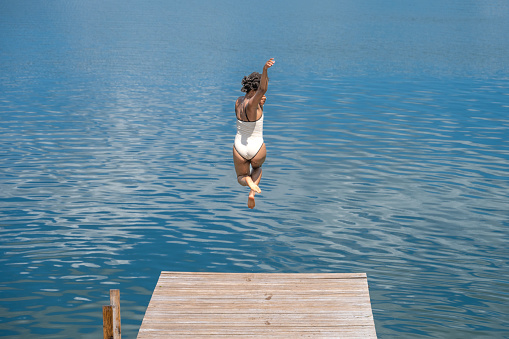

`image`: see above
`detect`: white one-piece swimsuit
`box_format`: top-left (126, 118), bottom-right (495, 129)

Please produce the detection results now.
top-left (234, 114), bottom-right (264, 160)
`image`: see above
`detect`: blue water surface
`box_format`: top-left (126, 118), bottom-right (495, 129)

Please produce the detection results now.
top-left (1, 0), bottom-right (508, 338)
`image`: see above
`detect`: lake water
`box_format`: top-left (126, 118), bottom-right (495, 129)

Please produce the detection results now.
top-left (1, 0), bottom-right (508, 338)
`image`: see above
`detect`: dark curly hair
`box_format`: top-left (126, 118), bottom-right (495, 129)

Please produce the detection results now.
top-left (241, 72), bottom-right (267, 93)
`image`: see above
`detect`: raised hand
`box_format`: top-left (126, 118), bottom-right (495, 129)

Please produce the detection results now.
top-left (264, 58), bottom-right (275, 70)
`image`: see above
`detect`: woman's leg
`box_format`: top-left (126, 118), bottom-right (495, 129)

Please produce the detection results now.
top-left (233, 147), bottom-right (261, 193)
top-left (250, 143), bottom-right (266, 169)
top-left (247, 144), bottom-right (266, 209)
top-left (247, 167), bottom-right (262, 209)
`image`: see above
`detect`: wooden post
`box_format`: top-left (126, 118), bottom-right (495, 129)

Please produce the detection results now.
top-left (110, 289), bottom-right (121, 339)
top-left (103, 305), bottom-right (113, 339)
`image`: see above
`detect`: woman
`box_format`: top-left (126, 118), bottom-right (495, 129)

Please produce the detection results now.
top-left (233, 58), bottom-right (275, 209)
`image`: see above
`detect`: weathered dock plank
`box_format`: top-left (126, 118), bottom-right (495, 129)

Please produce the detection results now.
top-left (137, 272), bottom-right (377, 338)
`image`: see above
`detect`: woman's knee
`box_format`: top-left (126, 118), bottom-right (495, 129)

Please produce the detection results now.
top-left (237, 175), bottom-right (248, 186)
top-left (251, 157), bottom-right (265, 169)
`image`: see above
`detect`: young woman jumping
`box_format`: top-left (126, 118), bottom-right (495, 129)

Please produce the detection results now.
top-left (233, 58), bottom-right (275, 209)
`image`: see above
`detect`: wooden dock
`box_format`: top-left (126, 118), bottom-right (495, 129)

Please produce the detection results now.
top-left (137, 272), bottom-right (377, 338)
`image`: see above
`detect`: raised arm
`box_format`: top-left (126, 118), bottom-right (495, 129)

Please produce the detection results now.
top-left (246, 58), bottom-right (275, 117)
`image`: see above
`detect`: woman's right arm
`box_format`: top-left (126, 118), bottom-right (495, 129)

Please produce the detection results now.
top-left (258, 58), bottom-right (274, 94)
top-left (246, 58), bottom-right (275, 116)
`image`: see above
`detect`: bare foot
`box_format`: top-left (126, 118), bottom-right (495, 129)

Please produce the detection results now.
top-left (249, 183), bottom-right (261, 194)
top-left (248, 190), bottom-right (256, 209)
top-left (248, 197), bottom-right (255, 209)
top-left (246, 177), bottom-right (261, 193)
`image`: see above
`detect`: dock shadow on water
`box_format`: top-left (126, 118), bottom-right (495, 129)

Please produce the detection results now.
top-left (1, 0), bottom-right (509, 338)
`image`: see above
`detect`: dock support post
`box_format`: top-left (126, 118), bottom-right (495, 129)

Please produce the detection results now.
top-left (103, 289), bottom-right (121, 339)
top-left (103, 305), bottom-right (113, 339)
top-left (110, 289), bottom-right (121, 339)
